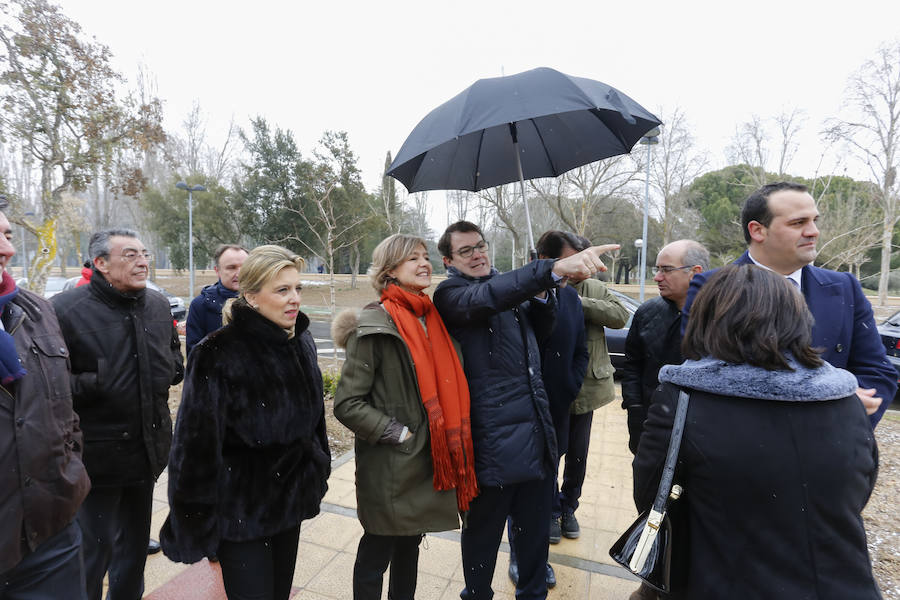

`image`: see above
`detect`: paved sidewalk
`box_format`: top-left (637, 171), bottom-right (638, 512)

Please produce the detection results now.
top-left (143, 401), bottom-right (640, 599)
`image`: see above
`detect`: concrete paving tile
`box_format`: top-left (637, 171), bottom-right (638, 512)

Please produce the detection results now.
top-left (588, 571), bottom-right (642, 599)
top-left (590, 529), bottom-right (623, 566)
top-left (601, 440), bottom-right (634, 459)
top-left (548, 562), bottom-right (590, 598)
top-left (144, 554), bottom-right (191, 596)
top-left (334, 486), bottom-right (359, 508)
top-left (304, 549), bottom-right (356, 597)
top-left (144, 559), bottom-right (221, 599)
top-left (150, 506), bottom-right (167, 539)
top-left (322, 478), bottom-right (356, 507)
top-left (292, 542), bottom-right (341, 589)
top-left (296, 592), bottom-right (340, 600)
top-left (331, 458), bottom-right (356, 482)
top-left (418, 535), bottom-right (462, 577)
top-left (550, 526), bottom-right (597, 560)
top-left (300, 511), bottom-right (363, 551)
top-left (414, 572), bottom-right (454, 600)
top-left (440, 583), bottom-right (464, 600)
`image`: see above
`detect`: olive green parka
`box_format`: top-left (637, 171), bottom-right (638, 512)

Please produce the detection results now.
top-left (570, 278), bottom-right (629, 414)
top-left (332, 303), bottom-right (459, 536)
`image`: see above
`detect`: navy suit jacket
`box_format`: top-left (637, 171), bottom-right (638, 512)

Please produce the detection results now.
top-left (683, 251), bottom-right (897, 427)
top-left (540, 285), bottom-right (589, 452)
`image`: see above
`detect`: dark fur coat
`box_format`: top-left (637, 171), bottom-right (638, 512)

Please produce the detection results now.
top-left (160, 301), bottom-right (330, 563)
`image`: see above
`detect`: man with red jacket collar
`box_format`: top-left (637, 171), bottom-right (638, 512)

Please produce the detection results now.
top-left (0, 201), bottom-right (91, 597)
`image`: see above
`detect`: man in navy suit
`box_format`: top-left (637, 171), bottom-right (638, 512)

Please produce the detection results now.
top-left (684, 181), bottom-right (896, 427)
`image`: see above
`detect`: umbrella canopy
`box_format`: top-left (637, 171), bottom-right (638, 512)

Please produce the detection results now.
top-left (386, 67), bottom-right (662, 193)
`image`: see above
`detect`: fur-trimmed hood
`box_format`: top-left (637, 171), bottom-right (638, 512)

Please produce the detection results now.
top-left (332, 302), bottom-right (396, 349)
top-left (659, 356), bottom-right (858, 402)
top-left (331, 308), bottom-right (360, 349)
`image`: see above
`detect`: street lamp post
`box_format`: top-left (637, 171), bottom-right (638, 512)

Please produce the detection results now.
top-left (175, 182), bottom-right (207, 299)
top-left (637, 128), bottom-right (661, 302)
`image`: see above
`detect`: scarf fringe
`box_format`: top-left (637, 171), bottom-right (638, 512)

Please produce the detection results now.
top-left (454, 419), bottom-right (479, 511)
top-left (424, 397), bottom-right (480, 511)
top-left (424, 396), bottom-right (455, 490)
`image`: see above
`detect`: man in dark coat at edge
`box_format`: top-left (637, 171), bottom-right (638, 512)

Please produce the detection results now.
top-left (683, 181), bottom-right (897, 428)
top-left (0, 201), bottom-right (91, 598)
top-left (52, 228), bottom-right (184, 600)
top-left (433, 220), bottom-right (617, 600)
top-left (185, 243), bottom-right (248, 355)
top-left (621, 238), bottom-right (708, 600)
top-left (506, 230), bottom-right (590, 589)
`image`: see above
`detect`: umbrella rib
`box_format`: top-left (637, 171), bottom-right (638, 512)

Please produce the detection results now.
top-left (472, 128), bottom-right (486, 191)
top-left (589, 108), bottom-right (630, 148)
top-left (529, 117), bottom-right (559, 176)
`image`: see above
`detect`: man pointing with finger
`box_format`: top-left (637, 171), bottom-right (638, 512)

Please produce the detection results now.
top-left (434, 220), bottom-right (617, 600)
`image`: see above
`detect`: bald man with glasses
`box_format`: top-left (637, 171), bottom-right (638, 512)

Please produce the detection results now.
top-left (621, 239), bottom-right (708, 600)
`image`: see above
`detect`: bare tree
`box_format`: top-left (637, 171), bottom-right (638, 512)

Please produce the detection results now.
top-left (727, 115), bottom-right (768, 187)
top-left (815, 184), bottom-right (882, 276)
top-left (775, 108), bottom-right (804, 177)
top-left (409, 192), bottom-right (430, 238)
top-left (0, 0), bottom-right (165, 291)
top-left (647, 107), bottom-right (708, 245)
top-left (727, 108), bottom-right (806, 187)
top-left (826, 41), bottom-right (900, 304)
top-left (205, 116), bottom-right (239, 183)
top-left (477, 184), bottom-right (526, 266)
top-left (447, 189), bottom-right (476, 223)
top-left (529, 156), bottom-right (641, 236)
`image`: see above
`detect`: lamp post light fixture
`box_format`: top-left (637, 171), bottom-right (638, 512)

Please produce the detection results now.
top-left (175, 182), bottom-right (207, 299)
top-left (637, 127), bottom-right (661, 302)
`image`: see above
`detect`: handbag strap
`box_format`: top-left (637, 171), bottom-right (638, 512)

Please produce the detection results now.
top-left (651, 389), bottom-right (690, 514)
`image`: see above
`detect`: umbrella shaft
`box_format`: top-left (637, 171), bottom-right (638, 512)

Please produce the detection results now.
top-left (513, 140), bottom-right (536, 258)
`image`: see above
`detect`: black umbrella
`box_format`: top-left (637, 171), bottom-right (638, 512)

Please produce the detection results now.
top-left (386, 67), bottom-right (662, 252)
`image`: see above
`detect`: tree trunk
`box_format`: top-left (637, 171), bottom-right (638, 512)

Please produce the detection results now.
top-left (350, 245), bottom-right (359, 289)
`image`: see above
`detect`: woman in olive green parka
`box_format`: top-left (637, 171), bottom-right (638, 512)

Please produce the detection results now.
top-left (333, 234), bottom-right (467, 600)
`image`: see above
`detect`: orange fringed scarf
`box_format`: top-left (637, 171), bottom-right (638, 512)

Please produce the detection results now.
top-left (381, 284), bottom-right (479, 511)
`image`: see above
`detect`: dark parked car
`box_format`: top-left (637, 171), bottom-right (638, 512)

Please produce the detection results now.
top-left (62, 276), bottom-right (186, 322)
top-left (605, 288), bottom-right (640, 374)
top-left (877, 310), bottom-right (900, 407)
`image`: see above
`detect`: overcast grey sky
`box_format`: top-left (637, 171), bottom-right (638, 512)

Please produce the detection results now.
top-left (56, 0), bottom-right (900, 214)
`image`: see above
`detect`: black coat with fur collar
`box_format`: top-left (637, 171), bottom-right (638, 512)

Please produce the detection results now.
top-left (160, 302), bottom-right (330, 563)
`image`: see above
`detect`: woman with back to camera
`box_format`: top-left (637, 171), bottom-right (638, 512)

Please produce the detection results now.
top-left (160, 245), bottom-right (331, 600)
top-left (332, 233), bottom-right (477, 600)
top-left (633, 264), bottom-right (881, 599)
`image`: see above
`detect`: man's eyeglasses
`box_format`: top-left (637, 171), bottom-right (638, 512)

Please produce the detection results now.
top-left (652, 265), bottom-right (692, 275)
top-left (118, 251), bottom-right (153, 263)
top-left (453, 241), bottom-right (489, 259)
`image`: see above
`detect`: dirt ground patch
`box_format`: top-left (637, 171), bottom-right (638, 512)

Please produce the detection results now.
top-left (866, 412), bottom-right (900, 599)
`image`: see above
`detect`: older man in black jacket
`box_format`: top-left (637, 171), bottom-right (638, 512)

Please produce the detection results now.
top-left (434, 221), bottom-right (616, 600)
top-left (622, 240), bottom-right (708, 455)
top-left (52, 229), bottom-right (183, 600)
top-left (0, 204), bottom-right (91, 598)
top-left (621, 239), bottom-right (708, 600)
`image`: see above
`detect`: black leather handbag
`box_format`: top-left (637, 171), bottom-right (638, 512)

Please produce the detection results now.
top-left (609, 389), bottom-right (689, 593)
